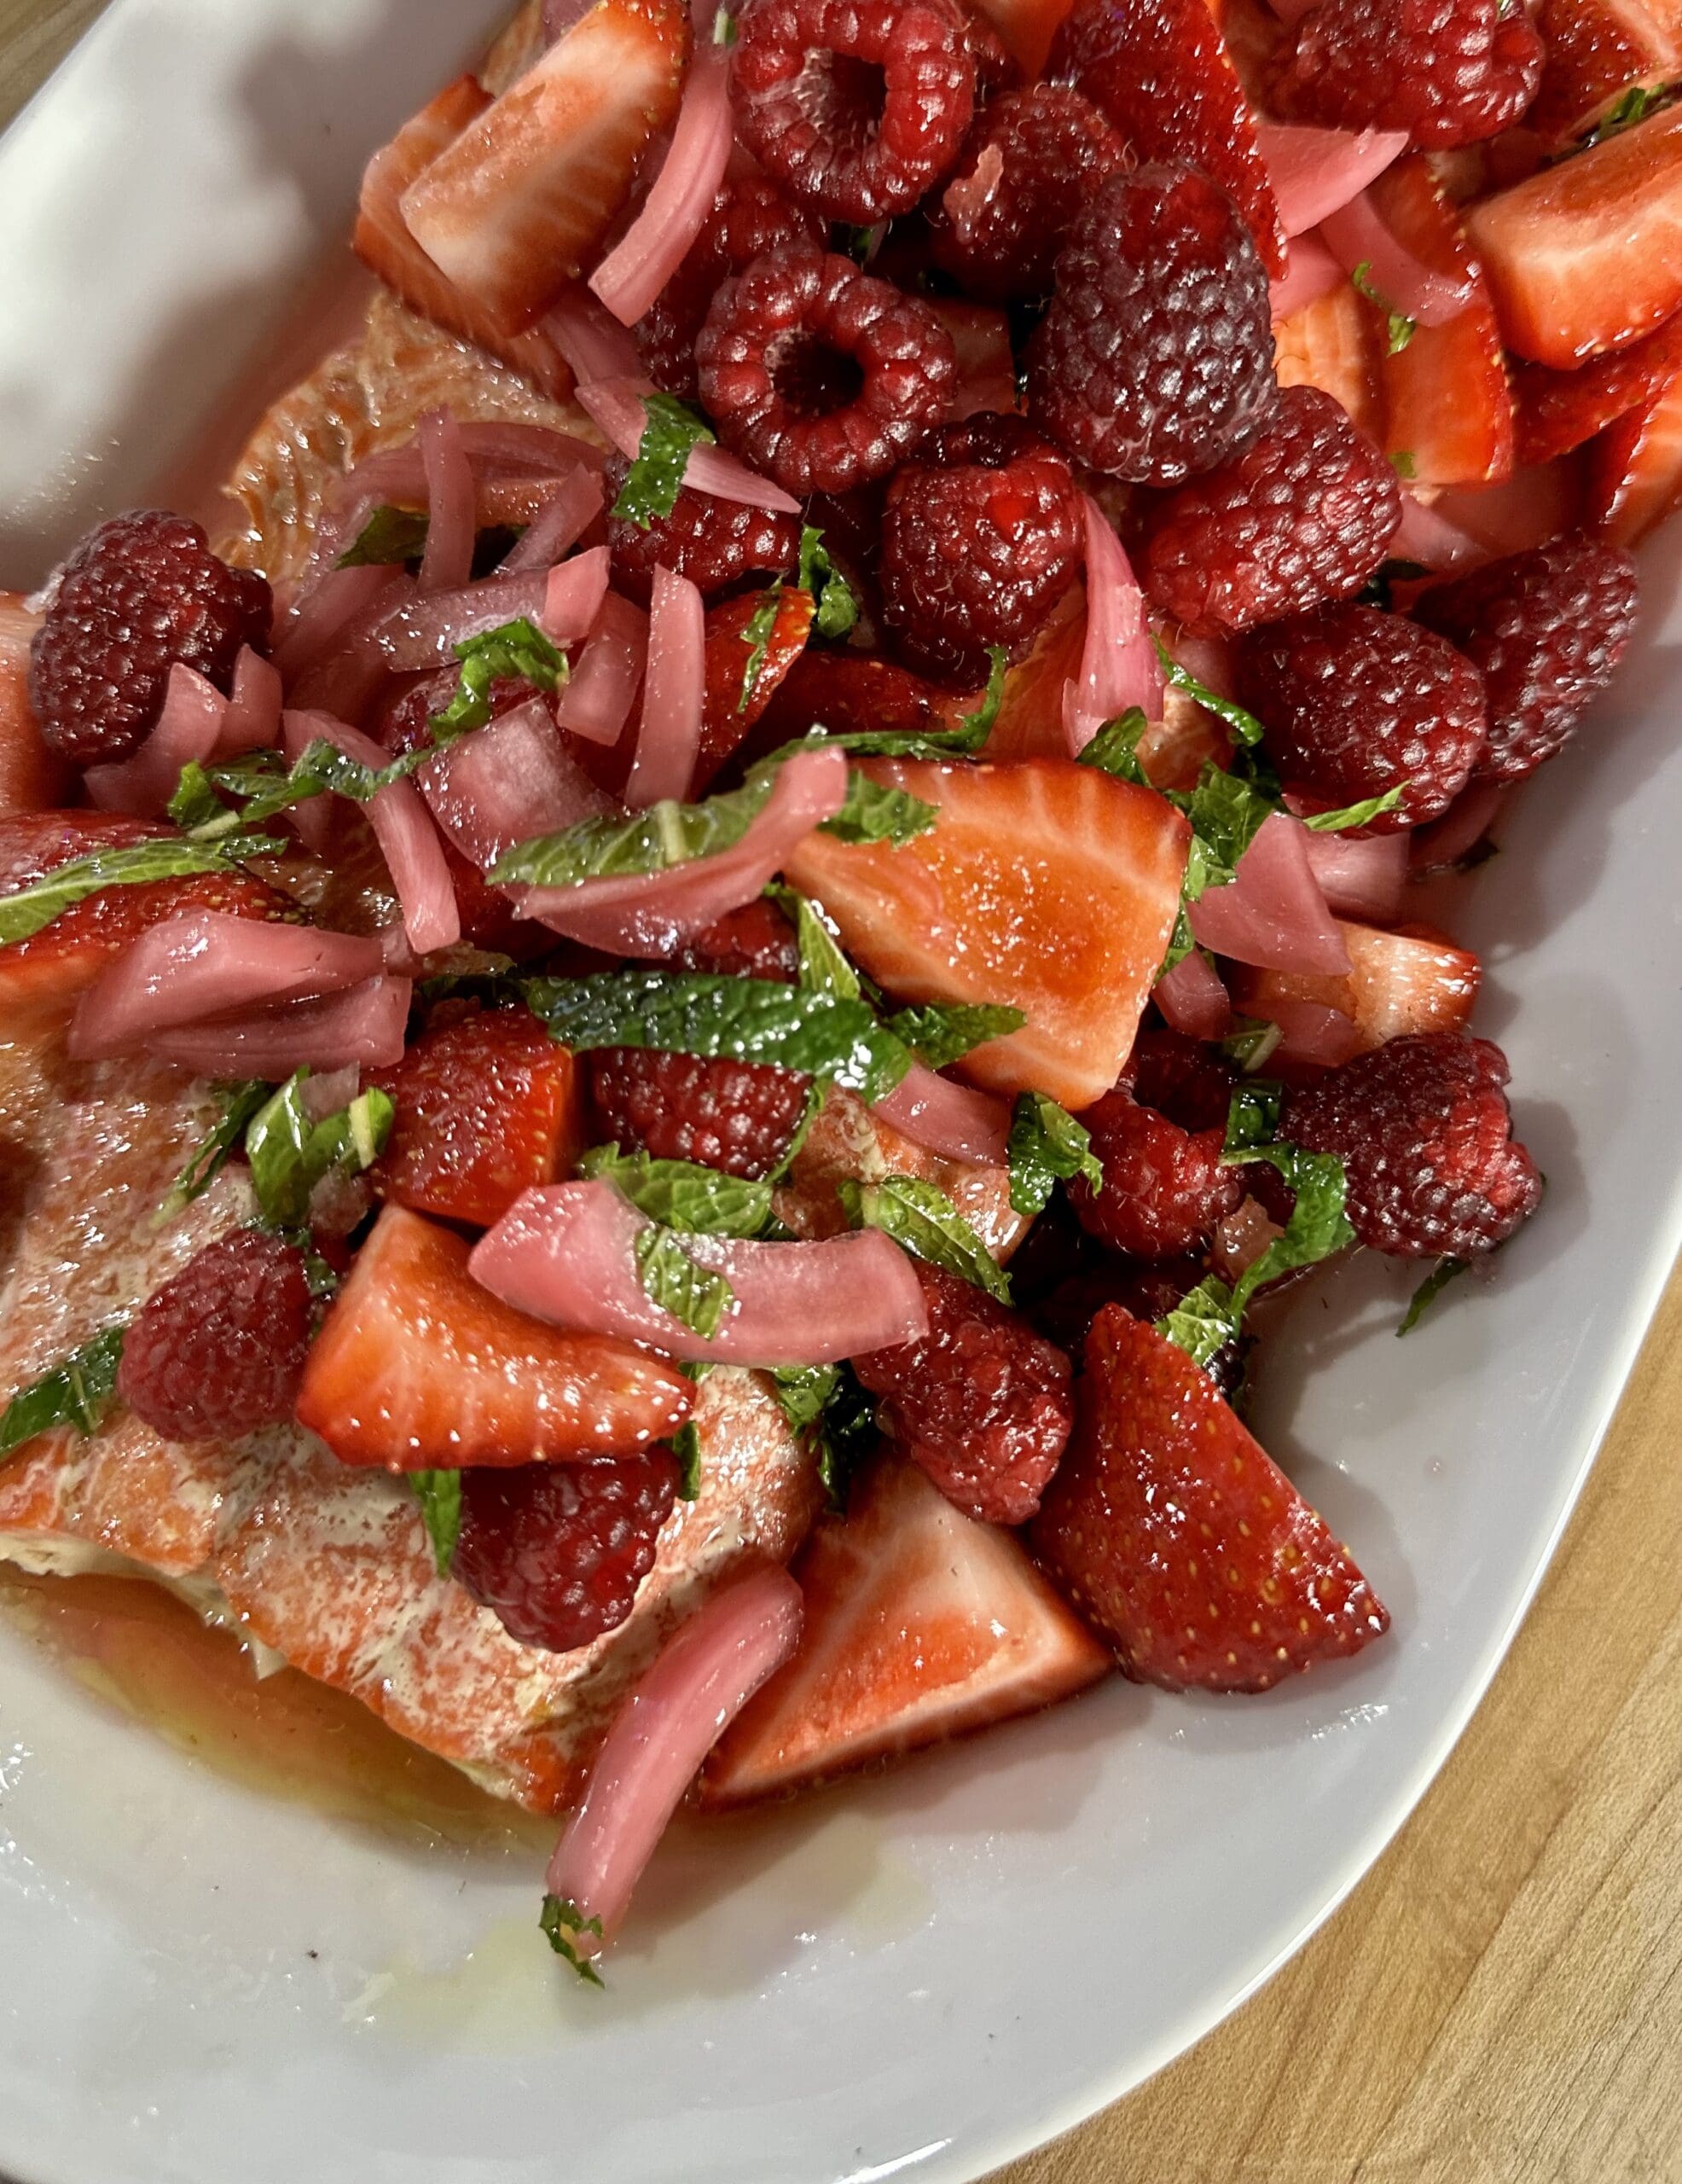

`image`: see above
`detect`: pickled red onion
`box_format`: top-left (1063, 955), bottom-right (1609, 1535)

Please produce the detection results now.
top-left (1302, 828), bottom-right (1409, 922)
top-left (545, 1565), bottom-right (804, 1958)
top-left (276, 565), bottom-right (402, 686)
top-left (84, 664), bottom-right (225, 816)
top-left (1270, 232), bottom-right (1346, 319)
top-left (287, 710), bottom-right (461, 954)
top-left (1392, 491), bottom-right (1485, 571)
top-left (1412, 781), bottom-right (1509, 872)
top-left (1154, 949), bottom-right (1232, 1042)
top-left (221, 648), bottom-right (284, 755)
top-left (542, 545), bottom-right (612, 647)
top-left (543, 288), bottom-right (647, 383)
top-left (1255, 123), bottom-right (1408, 238)
top-left (420, 698), bottom-right (613, 868)
top-left (590, 45), bottom-right (734, 328)
top-left (557, 593), bottom-right (649, 746)
top-left (1064, 496), bottom-right (1162, 755)
top-left (1187, 811), bottom-right (1352, 973)
top-left (470, 1182), bottom-right (932, 1365)
top-left (417, 409), bottom-right (475, 593)
top-left (1317, 191), bottom-right (1475, 328)
top-left (500, 468), bottom-right (605, 572)
top-left (874, 1062), bottom-right (1012, 1166)
top-left (138, 975), bottom-right (412, 1076)
top-left (624, 566), bottom-right (705, 808)
top-left (370, 572), bottom-right (551, 671)
top-left (574, 377), bottom-right (803, 514)
top-left (1245, 996), bottom-right (1362, 1070)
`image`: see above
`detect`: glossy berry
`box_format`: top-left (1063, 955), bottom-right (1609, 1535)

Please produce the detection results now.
top-left (1142, 386), bottom-right (1401, 635)
top-left (603, 459), bottom-right (802, 604)
top-left (1267, 0), bottom-right (1544, 150)
top-left (454, 1454), bottom-right (680, 1653)
top-left (1069, 1031), bottom-right (1245, 1260)
top-left (1241, 605), bottom-right (1488, 831)
top-left (729, 0), bottom-right (978, 223)
top-left (30, 511), bottom-right (273, 767)
top-left (879, 415), bottom-right (1083, 684)
top-left (1030, 1256), bottom-right (1250, 1405)
top-left (852, 1260), bottom-right (1074, 1525)
top-left (1025, 162), bottom-right (1277, 485)
top-left (634, 174), bottom-right (823, 398)
top-left (1412, 535), bottom-right (1639, 781)
top-left (670, 898), bottom-right (800, 984)
top-left (927, 84), bottom-right (1127, 304)
top-left (696, 243), bottom-right (958, 496)
top-left (1284, 1032), bottom-right (1542, 1258)
top-left (589, 1048), bottom-right (811, 1179)
top-left (117, 1228), bottom-right (312, 1443)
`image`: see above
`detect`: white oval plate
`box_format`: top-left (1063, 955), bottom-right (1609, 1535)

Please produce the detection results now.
top-left (2, 9), bottom-right (1679, 2181)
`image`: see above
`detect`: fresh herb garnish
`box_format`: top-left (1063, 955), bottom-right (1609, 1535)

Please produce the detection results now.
top-left (337, 504), bottom-right (431, 570)
top-left (771, 650), bottom-right (1006, 765)
top-left (838, 1173), bottom-right (1011, 1303)
top-left (737, 584), bottom-right (785, 715)
top-left (839, 222), bottom-right (884, 265)
top-left (159, 1079), bottom-right (270, 1218)
top-left (1350, 259), bottom-right (1418, 354)
top-left (1153, 638), bottom-right (1265, 748)
top-left (244, 1072), bottom-right (395, 1230)
top-left (579, 1145), bottom-right (775, 1237)
top-left (611, 394), bottom-right (716, 529)
top-left (767, 884), bottom-right (861, 1000)
top-left (1576, 81), bottom-right (1669, 149)
top-left (0, 838), bottom-right (286, 949)
top-left (1391, 450), bottom-right (1418, 480)
top-left (768, 1361), bottom-right (876, 1507)
top-left (711, 3), bottom-right (738, 42)
top-left (881, 1000), bottom-right (1025, 1071)
top-left (1156, 1275), bottom-right (1245, 1369)
top-left (410, 1469), bottom-right (463, 1576)
top-left (1076, 708), bottom-right (1151, 783)
top-left (1219, 1017), bottom-right (1284, 1074)
top-left (540, 1895), bottom-right (606, 1987)
top-left (670, 1419), bottom-right (704, 1499)
top-left (1299, 784), bottom-right (1407, 830)
top-left (633, 1226), bottom-right (736, 1339)
top-left (0, 1326), bottom-right (127, 1464)
top-left (1398, 1255), bottom-right (1470, 1335)
top-left (1217, 1082), bottom-right (1355, 1315)
top-left (1007, 1092), bottom-right (1102, 1217)
top-left (797, 525), bottom-right (859, 641)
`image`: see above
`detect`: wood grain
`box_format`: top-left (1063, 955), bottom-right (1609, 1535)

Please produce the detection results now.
top-left (3, 9), bottom-right (1680, 2181)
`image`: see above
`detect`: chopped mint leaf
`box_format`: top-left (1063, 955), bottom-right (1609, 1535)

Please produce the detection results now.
top-left (828, 769), bottom-right (940, 845)
top-left (1398, 1255), bottom-right (1470, 1335)
top-left (1178, 761), bottom-right (1276, 891)
top-left (1154, 637), bottom-right (1265, 747)
top-left (1007, 1092), bottom-right (1102, 1217)
top-left (167, 759), bottom-right (229, 835)
top-left (798, 525), bottom-right (859, 641)
top-left (0, 838), bottom-right (283, 949)
top-left (768, 1361), bottom-right (875, 1507)
top-left (737, 583), bottom-right (785, 715)
top-left (839, 222), bottom-right (884, 265)
top-left (670, 1419), bottom-right (703, 1499)
top-left (1220, 1017), bottom-right (1284, 1074)
top-left (525, 970), bottom-right (912, 1103)
top-left (579, 1145), bottom-right (774, 1236)
top-left (338, 504), bottom-right (431, 570)
top-left (954, 646), bottom-right (1008, 749)
top-left (540, 1894), bottom-right (606, 1987)
top-left (1156, 1275), bottom-right (1244, 1369)
top-left (159, 1079), bottom-right (270, 1219)
top-left (1391, 450), bottom-right (1418, 480)
top-left (711, 3), bottom-right (738, 41)
top-left (1299, 783), bottom-right (1408, 831)
top-left (838, 1173), bottom-right (1011, 1303)
top-left (409, 1469), bottom-right (462, 1576)
top-left (244, 1072), bottom-right (395, 1231)
top-left (611, 394), bottom-right (716, 529)
top-left (767, 884), bottom-right (861, 1001)
top-left (428, 618), bottom-right (566, 745)
top-left (0, 1326), bottom-right (127, 1464)
top-left (1219, 1083), bottom-right (1354, 1314)
top-left (1223, 1079), bottom-right (1285, 1154)
top-left (881, 1000), bottom-right (1025, 1071)
top-left (633, 1225), bottom-right (735, 1339)
top-left (767, 1361), bottom-right (840, 1439)
top-left (1076, 708), bottom-right (1151, 784)
top-left (1350, 260), bottom-right (1417, 354)
top-left (1158, 904), bottom-right (1198, 978)
top-left (1579, 81), bottom-right (1668, 148)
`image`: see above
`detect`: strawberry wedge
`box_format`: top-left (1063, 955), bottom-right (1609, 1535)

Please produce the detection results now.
top-left (401, 0), bottom-right (692, 337)
top-left (1232, 920), bottom-right (1482, 1055)
top-left (784, 757), bottom-right (1191, 1112)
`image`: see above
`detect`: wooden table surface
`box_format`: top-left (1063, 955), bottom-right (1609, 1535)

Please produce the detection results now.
top-left (4, 8), bottom-right (1680, 2180)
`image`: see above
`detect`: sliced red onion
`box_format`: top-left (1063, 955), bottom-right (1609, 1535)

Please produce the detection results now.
top-left (288, 710), bottom-right (461, 954)
top-left (542, 545), bottom-right (612, 648)
top-left (1302, 828), bottom-right (1409, 922)
top-left (1154, 949), bottom-right (1233, 1042)
top-left (624, 566), bottom-right (705, 809)
top-left (1392, 491), bottom-right (1485, 572)
top-left (499, 468), bottom-right (606, 573)
top-left (470, 1181), bottom-right (932, 1365)
top-left (1269, 232), bottom-right (1347, 320)
top-left (544, 0), bottom-right (596, 38)
top-left (370, 572), bottom-right (551, 671)
top-left (591, 46), bottom-right (733, 328)
top-left (1433, 463), bottom-right (1578, 559)
top-left (523, 745), bottom-right (849, 955)
top-left (220, 647), bottom-right (284, 756)
top-left (575, 377), bottom-right (803, 514)
top-left (1245, 996), bottom-right (1362, 1070)
top-left (1188, 811), bottom-right (1353, 974)
top-left (545, 1565), bottom-right (804, 1957)
top-left (139, 976), bottom-right (412, 1076)
top-left (417, 409), bottom-right (476, 594)
top-left (1412, 781), bottom-right (1509, 872)
top-left (1064, 497), bottom-right (1163, 755)
top-left (1318, 191), bottom-right (1475, 328)
top-left (1256, 123), bottom-right (1408, 239)
top-left (84, 665), bottom-right (225, 816)
top-left (276, 565), bottom-right (403, 688)
top-left (874, 1062), bottom-right (1012, 1166)
top-left (556, 592), bottom-right (649, 746)
top-left (543, 288), bottom-right (647, 383)
top-left (420, 697), bottom-right (614, 868)
top-left (67, 910), bottom-right (387, 1060)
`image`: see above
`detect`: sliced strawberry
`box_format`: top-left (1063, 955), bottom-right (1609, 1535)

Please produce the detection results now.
top-left (1528, 0), bottom-right (1680, 149)
top-left (296, 1203), bottom-right (693, 1469)
top-left (745, 647), bottom-right (947, 759)
top-left (1515, 308), bottom-right (1682, 462)
top-left (1031, 1307), bottom-right (1389, 1691)
top-left (699, 1455), bottom-right (1110, 1805)
top-left (353, 77), bottom-right (574, 398)
top-left (783, 757), bottom-right (1191, 1111)
top-left (369, 1007), bottom-right (587, 1229)
top-left (980, 587), bottom-right (1088, 764)
top-left (1274, 277), bottom-right (1383, 444)
top-left (0, 812), bottom-right (293, 1032)
top-left (399, 0), bottom-right (691, 337)
top-left (1366, 157), bottom-right (1515, 489)
top-left (1467, 101), bottom-right (1682, 367)
top-left (1582, 344), bottom-right (1682, 539)
top-left (0, 595), bottom-right (70, 817)
top-left (1232, 921), bottom-right (1482, 1054)
top-left (696, 585), bottom-right (815, 793)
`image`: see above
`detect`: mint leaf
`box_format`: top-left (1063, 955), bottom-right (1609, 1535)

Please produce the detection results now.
top-left (1156, 1275), bottom-right (1244, 1369)
top-left (1219, 1017), bottom-right (1284, 1074)
top-left (798, 525), bottom-right (858, 641)
top-left (409, 1469), bottom-right (462, 1576)
top-left (540, 1894), bottom-right (606, 1987)
top-left (767, 1361), bottom-right (840, 1438)
top-left (159, 1080), bottom-right (270, 1218)
top-left (526, 971), bottom-right (912, 1103)
top-left (737, 583), bottom-right (785, 715)
top-left (1223, 1079), bottom-right (1285, 1153)
top-left (712, 3), bottom-right (738, 42)
top-left (954, 646), bottom-right (1007, 749)
top-left (0, 839), bottom-right (279, 948)
top-left (611, 394), bottom-right (716, 529)
top-left (1398, 1255), bottom-right (1470, 1335)
top-left (633, 1226), bottom-right (735, 1338)
top-left (0, 1326), bottom-right (127, 1463)
top-left (1299, 785), bottom-right (1407, 831)
top-left (338, 504), bottom-right (431, 569)
top-left (1076, 708), bottom-right (1151, 784)
top-left (1350, 260), bottom-right (1417, 354)
top-left (579, 1144), bottom-right (774, 1236)
top-left (670, 1419), bottom-right (703, 1498)
top-left (245, 1072), bottom-right (395, 1230)
top-left (428, 618), bottom-right (566, 745)
top-left (1154, 638), bottom-right (1265, 747)
top-left (1179, 762), bottom-right (1276, 890)
top-left (839, 222), bottom-right (884, 265)
top-left (838, 1173), bottom-right (1011, 1303)
top-left (881, 1000), bottom-right (1025, 1071)
top-left (1578, 82), bottom-right (1668, 148)
top-left (1219, 1083), bottom-right (1354, 1313)
top-left (828, 769), bottom-right (939, 845)
top-left (767, 1360), bottom-right (876, 1507)
top-left (767, 884), bottom-right (861, 1000)
top-left (492, 774), bottom-right (777, 889)
top-left (1008, 1092), bottom-right (1101, 1217)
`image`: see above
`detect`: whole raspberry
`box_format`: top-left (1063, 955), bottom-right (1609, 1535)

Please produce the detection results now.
top-left (453, 1454), bottom-right (679, 1653)
top-left (604, 461), bottom-right (802, 604)
top-left (1025, 162), bottom-right (1277, 486)
top-left (30, 511), bottom-right (274, 767)
top-left (879, 415), bottom-right (1083, 684)
top-left (851, 1260), bottom-right (1073, 1525)
top-left (670, 899), bottom-right (800, 984)
top-left (697, 244), bottom-right (958, 496)
top-left (729, 0), bottom-right (977, 223)
top-left (1267, 0), bottom-right (1544, 150)
top-left (1069, 1031), bottom-right (1245, 1260)
top-left (117, 1228), bottom-right (312, 1443)
top-left (1284, 1032), bottom-right (1541, 1258)
top-left (1141, 385), bottom-right (1401, 635)
top-left (589, 1048), bottom-right (811, 1178)
top-left (1240, 605), bottom-right (1488, 831)
top-left (926, 84), bottom-right (1128, 305)
top-left (634, 175), bottom-right (823, 398)
top-left (1412, 535), bottom-right (1639, 781)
